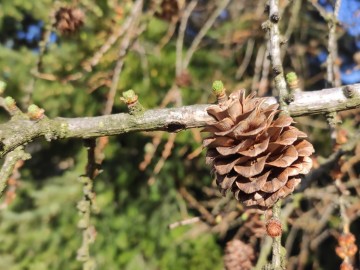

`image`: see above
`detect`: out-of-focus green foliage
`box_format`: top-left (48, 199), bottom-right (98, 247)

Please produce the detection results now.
top-left (0, 0), bottom-right (226, 269)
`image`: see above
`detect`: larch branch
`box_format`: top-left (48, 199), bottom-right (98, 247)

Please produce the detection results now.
top-left (0, 84), bottom-right (359, 159)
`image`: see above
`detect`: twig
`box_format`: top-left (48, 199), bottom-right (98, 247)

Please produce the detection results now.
top-left (326, 0), bottom-right (341, 87)
top-left (251, 43), bottom-right (266, 92)
top-left (168, 216), bottom-right (201, 229)
top-left (179, 186), bottom-right (215, 225)
top-left (176, 0), bottom-right (198, 76)
top-left (259, 42), bottom-right (271, 96)
top-left (83, 0), bottom-right (143, 71)
top-left (76, 139), bottom-right (100, 270)
top-left (182, 0), bottom-right (231, 70)
top-left (271, 200), bottom-right (282, 269)
top-left (0, 147), bottom-right (30, 197)
top-left (147, 133), bottom-right (176, 185)
top-left (156, 17), bottom-right (180, 51)
top-left (236, 39), bottom-right (255, 80)
top-left (103, 0), bottom-right (143, 115)
top-left (266, 0), bottom-right (290, 268)
top-left (254, 236), bottom-right (273, 270)
top-left (23, 15), bottom-right (55, 107)
top-left (267, 0), bottom-right (289, 112)
top-left (308, 0), bottom-right (342, 87)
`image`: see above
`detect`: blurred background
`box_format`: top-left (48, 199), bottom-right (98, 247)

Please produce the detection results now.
top-left (0, 0), bottom-right (360, 269)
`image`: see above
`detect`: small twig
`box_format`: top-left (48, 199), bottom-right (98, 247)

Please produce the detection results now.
top-left (258, 42), bottom-right (271, 96)
top-left (76, 139), bottom-right (100, 270)
top-left (326, 0), bottom-right (341, 87)
top-left (23, 14), bottom-right (55, 107)
top-left (168, 216), bottom-right (201, 229)
top-left (268, 0), bottom-right (289, 112)
top-left (297, 234), bottom-right (311, 270)
top-left (335, 179), bottom-right (351, 233)
top-left (251, 43), bottom-right (266, 92)
top-left (156, 17), bottom-right (180, 51)
top-left (176, 0), bottom-right (198, 76)
top-left (0, 147), bottom-right (30, 197)
top-left (254, 236), bottom-right (273, 270)
top-left (147, 133), bottom-right (176, 185)
top-left (308, 0), bottom-right (329, 19)
top-left (0, 159), bottom-right (24, 210)
top-left (83, 0), bottom-right (142, 71)
top-left (266, 0), bottom-right (290, 268)
top-left (103, 0), bottom-right (143, 115)
top-left (235, 39), bottom-right (255, 80)
top-left (308, 0), bottom-right (342, 87)
top-left (271, 200), bottom-right (282, 269)
top-left (182, 0), bottom-right (231, 70)
top-left (179, 186), bottom-right (215, 225)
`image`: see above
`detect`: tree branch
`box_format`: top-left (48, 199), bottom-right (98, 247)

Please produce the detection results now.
top-left (0, 83), bottom-right (360, 159)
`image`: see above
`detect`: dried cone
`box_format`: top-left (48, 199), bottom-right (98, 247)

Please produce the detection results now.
top-left (336, 233), bottom-right (358, 259)
top-left (54, 7), bottom-right (84, 34)
top-left (155, 0), bottom-right (179, 22)
top-left (224, 239), bottom-right (255, 270)
top-left (203, 89), bottom-right (314, 210)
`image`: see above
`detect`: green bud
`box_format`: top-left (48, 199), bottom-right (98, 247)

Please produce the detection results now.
top-left (241, 212), bottom-right (249, 221)
top-left (121, 89), bottom-right (144, 115)
top-left (212, 80), bottom-right (225, 96)
top-left (286, 72), bottom-right (298, 84)
top-left (4, 96), bottom-right (16, 109)
top-left (121, 89), bottom-right (138, 104)
top-left (27, 104), bottom-right (45, 120)
top-left (28, 104), bottom-right (40, 113)
top-left (123, 89), bottom-right (136, 101)
top-left (0, 81), bottom-right (6, 95)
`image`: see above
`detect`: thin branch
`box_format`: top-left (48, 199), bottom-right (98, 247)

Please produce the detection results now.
top-left (168, 216), bottom-right (201, 229)
top-left (271, 201), bottom-right (282, 269)
top-left (23, 14), bottom-right (55, 107)
top-left (176, 0), bottom-right (198, 76)
top-left (267, 0), bottom-right (289, 112)
top-left (103, 0), bottom-right (143, 115)
top-left (308, 0), bottom-right (342, 87)
top-left (325, 0), bottom-right (342, 87)
top-left (267, 0), bottom-right (291, 268)
top-left (0, 84), bottom-right (360, 159)
top-left (83, 0), bottom-right (143, 71)
top-left (235, 39), bottom-right (255, 80)
top-left (0, 147), bottom-right (30, 197)
top-left (76, 139), bottom-right (99, 269)
top-left (182, 0), bottom-right (231, 69)
top-left (251, 43), bottom-right (266, 92)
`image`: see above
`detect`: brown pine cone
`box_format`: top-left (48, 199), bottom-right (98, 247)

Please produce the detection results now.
top-left (224, 239), bottom-right (255, 270)
top-left (203, 89), bottom-right (314, 210)
top-left (154, 0), bottom-right (179, 22)
top-left (54, 7), bottom-right (85, 35)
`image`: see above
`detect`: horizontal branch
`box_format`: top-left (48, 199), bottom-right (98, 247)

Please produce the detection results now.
top-left (0, 83), bottom-right (359, 159)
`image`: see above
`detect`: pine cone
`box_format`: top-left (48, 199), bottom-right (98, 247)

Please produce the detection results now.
top-left (224, 239), bottom-right (255, 270)
top-left (54, 7), bottom-right (84, 35)
top-left (203, 89), bottom-right (314, 210)
top-left (155, 0), bottom-right (179, 22)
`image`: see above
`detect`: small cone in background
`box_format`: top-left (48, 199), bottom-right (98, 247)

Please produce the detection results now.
top-left (154, 0), bottom-right (179, 22)
top-left (54, 7), bottom-right (85, 35)
top-left (224, 239), bottom-right (255, 270)
top-left (203, 89), bottom-right (314, 210)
